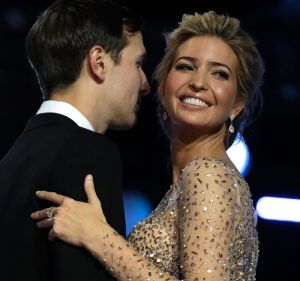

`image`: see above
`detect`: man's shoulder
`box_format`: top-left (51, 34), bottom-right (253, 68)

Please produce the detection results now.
top-left (24, 113), bottom-right (83, 135)
top-left (3, 113), bottom-right (120, 164)
top-left (24, 113), bottom-right (116, 149)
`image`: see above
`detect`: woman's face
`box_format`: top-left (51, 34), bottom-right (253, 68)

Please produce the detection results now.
top-left (162, 35), bottom-right (243, 135)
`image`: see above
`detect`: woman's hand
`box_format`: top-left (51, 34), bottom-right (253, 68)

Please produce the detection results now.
top-left (31, 175), bottom-right (107, 248)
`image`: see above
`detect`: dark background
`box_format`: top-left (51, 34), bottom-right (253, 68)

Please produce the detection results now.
top-left (0, 0), bottom-right (299, 280)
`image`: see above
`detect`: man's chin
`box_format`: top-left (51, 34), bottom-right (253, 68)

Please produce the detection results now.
top-left (109, 116), bottom-right (137, 131)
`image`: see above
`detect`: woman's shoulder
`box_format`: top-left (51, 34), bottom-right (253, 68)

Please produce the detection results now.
top-left (182, 156), bottom-right (239, 175)
top-left (176, 156), bottom-right (246, 191)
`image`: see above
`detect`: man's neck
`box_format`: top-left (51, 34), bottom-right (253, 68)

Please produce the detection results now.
top-left (50, 89), bottom-right (108, 133)
top-left (37, 100), bottom-right (96, 132)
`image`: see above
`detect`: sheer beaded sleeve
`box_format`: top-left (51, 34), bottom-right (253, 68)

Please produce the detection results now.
top-left (86, 224), bottom-right (180, 281)
top-left (85, 157), bottom-right (257, 281)
top-left (176, 158), bottom-right (239, 280)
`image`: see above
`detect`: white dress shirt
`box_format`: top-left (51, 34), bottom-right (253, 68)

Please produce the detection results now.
top-left (36, 100), bottom-right (95, 131)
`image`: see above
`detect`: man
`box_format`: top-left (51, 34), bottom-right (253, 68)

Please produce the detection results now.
top-left (0, 0), bottom-right (149, 280)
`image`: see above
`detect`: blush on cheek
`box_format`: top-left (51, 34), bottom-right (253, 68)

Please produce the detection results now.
top-left (215, 86), bottom-right (236, 105)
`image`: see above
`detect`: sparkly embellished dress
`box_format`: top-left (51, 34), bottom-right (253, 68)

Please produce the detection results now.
top-left (127, 157), bottom-right (258, 281)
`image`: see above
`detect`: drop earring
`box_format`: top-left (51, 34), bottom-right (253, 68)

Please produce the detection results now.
top-left (229, 115), bottom-right (235, 134)
top-left (163, 111), bottom-right (168, 121)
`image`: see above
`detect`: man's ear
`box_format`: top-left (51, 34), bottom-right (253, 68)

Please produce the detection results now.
top-left (88, 45), bottom-right (107, 83)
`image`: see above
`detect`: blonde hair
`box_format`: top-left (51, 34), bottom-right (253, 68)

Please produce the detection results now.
top-left (154, 11), bottom-right (265, 148)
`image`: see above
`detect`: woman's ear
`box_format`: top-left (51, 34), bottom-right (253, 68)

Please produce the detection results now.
top-left (231, 97), bottom-right (245, 119)
top-left (159, 83), bottom-right (166, 105)
top-left (88, 45), bottom-right (107, 83)
top-left (161, 96), bottom-right (165, 106)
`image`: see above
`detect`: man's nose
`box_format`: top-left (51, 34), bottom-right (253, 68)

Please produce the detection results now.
top-left (140, 73), bottom-right (151, 96)
top-left (141, 80), bottom-right (150, 96)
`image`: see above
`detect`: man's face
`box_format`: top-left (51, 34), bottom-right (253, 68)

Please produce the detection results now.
top-left (105, 32), bottom-right (150, 129)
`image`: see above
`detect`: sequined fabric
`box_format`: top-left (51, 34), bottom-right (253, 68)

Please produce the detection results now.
top-left (127, 157), bottom-right (258, 280)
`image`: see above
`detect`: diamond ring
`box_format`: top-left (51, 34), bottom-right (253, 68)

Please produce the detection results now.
top-left (46, 207), bottom-right (56, 218)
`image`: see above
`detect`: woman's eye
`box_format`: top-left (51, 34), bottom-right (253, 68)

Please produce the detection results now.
top-left (136, 61), bottom-right (143, 68)
top-left (175, 64), bottom-right (194, 71)
top-left (213, 71), bottom-right (229, 80)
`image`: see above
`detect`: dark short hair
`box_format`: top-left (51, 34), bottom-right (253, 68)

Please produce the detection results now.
top-left (26, 0), bottom-right (142, 100)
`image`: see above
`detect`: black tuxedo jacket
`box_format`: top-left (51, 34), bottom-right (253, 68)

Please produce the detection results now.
top-left (0, 113), bottom-right (125, 281)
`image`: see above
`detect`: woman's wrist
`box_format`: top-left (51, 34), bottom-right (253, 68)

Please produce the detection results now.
top-left (83, 222), bottom-right (113, 258)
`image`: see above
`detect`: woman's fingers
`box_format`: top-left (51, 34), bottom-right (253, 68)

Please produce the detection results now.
top-left (31, 176), bottom-right (107, 245)
top-left (36, 190), bottom-right (66, 205)
top-left (36, 218), bottom-right (54, 228)
top-left (84, 174), bottom-right (106, 222)
top-left (31, 206), bottom-right (57, 220)
top-left (84, 175), bottom-right (100, 206)
top-left (48, 228), bottom-right (56, 242)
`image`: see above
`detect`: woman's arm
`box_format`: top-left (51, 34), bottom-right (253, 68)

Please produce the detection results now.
top-left (176, 158), bottom-right (237, 280)
top-left (32, 175), bottom-right (178, 281)
top-left (32, 166), bottom-right (237, 281)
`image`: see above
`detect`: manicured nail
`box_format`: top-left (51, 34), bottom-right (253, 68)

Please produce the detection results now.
top-left (86, 174), bottom-right (93, 181)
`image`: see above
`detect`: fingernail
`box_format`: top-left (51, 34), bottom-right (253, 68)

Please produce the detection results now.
top-left (36, 191), bottom-right (41, 195)
top-left (86, 174), bottom-right (93, 181)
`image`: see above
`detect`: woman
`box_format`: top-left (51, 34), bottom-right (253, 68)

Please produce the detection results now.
top-left (31, 11), bottom-right (264, 280)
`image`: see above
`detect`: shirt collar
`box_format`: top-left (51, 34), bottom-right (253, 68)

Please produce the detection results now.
top-left (36, 100), bottom-right (95, 132)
